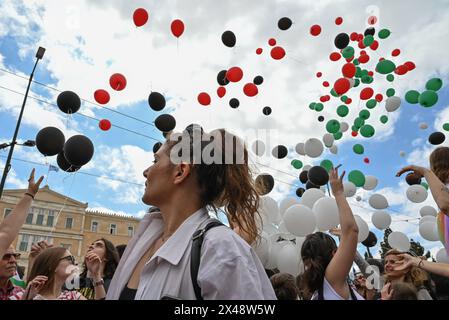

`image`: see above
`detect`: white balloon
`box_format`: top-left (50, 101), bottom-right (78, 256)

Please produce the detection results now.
top-left (385, 96), bottom-right (401, 112)
top-left (419, 122), bottom-right (428, 130)
top-left (340, 122), bottom-right (349, 133)
top-left (294, 236), bottom-right (305, 253)
top-left (251, 140), bottom-right (265, 156)
top-left (388, 231), bottom-right (410, 252)
top-left (313, 197), bottom-right (340, 231)
top-left (369, 194), bottom-right (389, 210)
top-left (406, 185), bottom-right (428, 203)
top-left (304, 138), bottom-right (324, 158)
top-left (266, 236), bottom-right (289, 269)
top-left (303, 165), bottom-right (312, 171)
top-left (329, 144), bottom-right (338, 154)
top-left (419, 216), bottom-right (436, 225)
top-left (252, 232), bottom-right (270, 266)
top-left (363, 176), bottom-right (378, 191)
top-left (263, 223), bottom-right (278, 235)
top-left (436, 248), bottom-right (449, 263)
top-left (284, 204), bottom-right (316, 237)
top-left (354, 215), bottom-right (369, 242)
top-left (399, 151), bottom-right (406, 157)
top-left (279, 197), bottom-right (299, 218)
top-left (323, 134), bottom-right (334, 148)
top-left (277, 243), bottom-right (301, 276)
top-left (420, 206), bottom-right (437, 217)
top-left (419, 222), bottom-right (439, 242)
top-left (295, 142), bottom-right (305, 156)
top-left (372, 210), bottom-right (392, 230)
top-left (258, 196), bottom-right (281, 224)
top-left (278, 221), bottom-right (289, 234)
top-left (356, 195), bottom-right (362, 202)
top-left (300, 188), bottom-right (325, 209)
top-left (343, 181), bottom-right (356, 197)
top-left (348, 78), bottom-right (356, 88)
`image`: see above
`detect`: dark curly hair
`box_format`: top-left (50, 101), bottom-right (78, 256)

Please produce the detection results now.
top-left (80, 238), bottom-right (119, 279)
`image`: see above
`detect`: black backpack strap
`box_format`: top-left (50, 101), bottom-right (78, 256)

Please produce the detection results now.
top-left (190, 220), bottom-right (224, 300)
top-left (348, 283), bottom-right (358, 300)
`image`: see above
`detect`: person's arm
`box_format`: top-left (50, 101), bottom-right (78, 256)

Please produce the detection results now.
top-left (0, 169), bottom-right (43, 257)
top-left (395, 253), bottom-right (449, 278)
top-left (85, 252), bottom-right (106, 300)
top-left (354, 251), bottom-right (371, 277)
top-left (397, 165), bottom-right (449, 215)
top-left (325, 167), bottom-right (359, 299)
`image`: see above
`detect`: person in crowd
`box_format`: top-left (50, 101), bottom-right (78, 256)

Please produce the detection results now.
top-left (300, 167), bottom-right (363, 300)
top-left (394, 252), bottom-right (449, 279)
top-left (352, 271), bottom-right (378, 300)
top-left (24, 247), bottom-right (105, 300)
top-left (0, 169), bottom-right (43, 258)
top-left (107, 126), bottom-right (276, 300)
top-left (0, 246), bottom-right (24, 300)
top-left (270, 273), bottom-right (299, 300)
top-left (381, 281), bottom-right (418, 300)
top-left (26, 240), bottom-right (53, 281)
top-left (383, 249), bottom-right (433, 300)
top-left (115, 244), bottom-right (127, 260)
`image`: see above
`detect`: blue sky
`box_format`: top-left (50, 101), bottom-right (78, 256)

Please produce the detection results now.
top-left (1, 0), bottom-right (449, 261)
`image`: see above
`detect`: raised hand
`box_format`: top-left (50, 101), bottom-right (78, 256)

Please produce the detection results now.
top-left (85, 252), bottom-right (102, 277)
top-left (396, 165), bottom-right (428, 178)
top-left (24, 275), bottom-right (48, 299)
top-left (381, 282), bottom-right (394, 300)
top-left (27, 168), bottom-right (44, 196)
top-left (29, 240), bottom-right (53, 259)
top-left (393, 253), bottom-right (420, 271)
top-left (329, 166), bottom-right (345, 197)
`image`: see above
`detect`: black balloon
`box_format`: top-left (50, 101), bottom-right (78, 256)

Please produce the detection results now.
top-left (299, 170), bottom-right (309, 184)
top-left (57, 91), bottom-right (81, 114)
top-left (334, 33), bottom-right (350, 49)
top-left (318, 116), bottom-right (324, 122)
top-left (153, 142), bottom-right (162, 153)
top-left (35, 127), bottom-right (65, 156)
top-left (306, 180), bottom-right (320, 190)
top-left (255, 174), bottom-right (274, 195)
top-left (278, 17), bottom-right (292, 30)
top-left (263, 106), bottom-right (272, 115)
top-left (429, 132), bottom-right (445, 145)
top-left (229, 98), bottom-right (240, 108)
top-left (307, 165), bottom-right (329, 186)
top-left (63, 135), bottom-right (94, 167)
top-left (405, 172), bottom-right (422, 186)
top-left (362, 231), bottom-right (377, 247)
top-left (148, 92), bottom-right (166, 111)
top-left (272, 145), bottom-right (288, 159)
top-left (253, 76), bottom-right (264, 85)
top-left (221, 30), bottom-right (236, 47)
top-left (217, 70), bottom-right (230, 86)
top-left (57, 152), bottom-right (80, 173)
top-left (364, 27), bottom-right (375, 36)
top-left (296, 187), bottom-right (305, 198)
top-left (155, 114), bottom-right (176, 132)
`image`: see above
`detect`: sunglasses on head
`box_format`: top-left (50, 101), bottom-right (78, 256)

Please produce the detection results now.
top-left (59, 255), bottom-right (76, 265)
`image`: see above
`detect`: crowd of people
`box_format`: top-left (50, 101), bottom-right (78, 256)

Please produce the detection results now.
top-left (1, 127), bottom-right (449, 300)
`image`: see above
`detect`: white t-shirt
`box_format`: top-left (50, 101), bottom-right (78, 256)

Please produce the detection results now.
top-left (311, 277), bottom-right (365, 300)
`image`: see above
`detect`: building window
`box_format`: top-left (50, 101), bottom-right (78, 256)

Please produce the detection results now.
top-left (19, 234), bottom-right (30, 252)
top-left (110, 224), bottom-right (116, 235)
top-left (65, 217), bottom-right (73, 229)
top-left (36, 209), bottom-right (45, 225)
top-left (3, 208), bottom-right (12, 218)
top-left (128, 226), bottom-right (134, 237)
top-left (25, 209), bottom-right (34, 224)
top-left (47, 211), bottom-right (55, 227)
top-left (91, 221), bottom-right (98, 232)
top-left (61, 243), bottom-right (71, 251)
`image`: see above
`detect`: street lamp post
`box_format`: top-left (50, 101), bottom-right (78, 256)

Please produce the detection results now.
top-left (0, 47), bottom-right (45, 199)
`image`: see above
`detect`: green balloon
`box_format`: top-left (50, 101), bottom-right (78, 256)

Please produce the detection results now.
top-left (363, 35), bottom-right (374, 46)
top-left (361, 75), bottom-right (373, 84)
top-left (291, 159), bottom-right (303, 169)
top-left (421, 182), bottom-right (429, 190)
top-left (337, 105), bottom-right (349, 117)
top-left (320, 159), bottom-right (334, 172)
top-left (330, 88), bottom-right (339, 97)
top-left (419, 90), bottom-right (438, 108)
top-left (315, 103), bottom-right (324, 111)
top-left (386, 88), bottom-right (395, 97)
top-left (348, 170), bottom-right (366, 187)
top-left (354, 117), bottom-right (365, 128)
top-left (359, 109), bottom-right (371, 120)
top-left (353, 144), bottom-right (364, 154)
top-left (355, 67), bottom-right (362, 78)
top-left (342, 46), bottom-right (355, 59)
top-left (376, 60), bottom-right (396, 75)
top-left (333, 131), bottom-right (343, 140)
top-left (443, 123), bottom-right (449, 131)
top-left (351, 125), bottom-right (359, 132)
top-left (425, 78), bottom-right (443, 92)
top-left (360, 124), bottom-right (375, 138)
top-left (326, 119), bottom-right (341, 134)
top-left (366, 99), bottom-right (377, 109)
top-left (354, 79), bottom-right (360, 87)
top-left (405, 90), bottom-right (420, 104)
top-left (378, 29), bottom-right (391, 39)
top-left (361, 70), bottom-right (369, 77)
top-left (380, 115), bottom-right (389, 124)
top-left (353, 59), bottom-right (360, 66)
top-left (386, 74), bottom-right (395, 82)
top-left (309, 102), bottom-right (316, 110)
top-left (341, 95), bottom-right (348, 103)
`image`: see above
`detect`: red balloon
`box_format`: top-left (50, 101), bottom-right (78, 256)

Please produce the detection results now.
top-left (357, 34), bottom-right (364, 41)
top-left (395, 65), bottom-right (408, 75)
top-left (358, 40), bottom-right (366, 49)
top-left (94, 89), bottom-right (110, 105)
top-left (198, 92), bottom-right (211, 106)
top-left (360, 87), bottom-right (374, 100)
top-left (370, 40), bottom-right (379, 50)
top-left (342, 63), bottom-right (356, 78)
top-left (350, 32), bottom-right (358, 41)
top-left (243, 83), bottom-right (258, 97)
top-left (270, 46), bottom-right (286, 60)
top-left (109, 73), bottom-right (127, 91)
top-left (358, 54), bottom-right (370, 64)
top-left (171, 19), bottom-right (185, 38)
top-left (404, 61), bottom-right (416, 71)
top-left (368, 71), bottom-right (374, 77)
top-left (345, 98), bottom-right (352, 104)
top-left (375, 94), bottom-right (383, 102)
top-left (379, 57), bottom-right (385, 61)
top-left (364, 157), bottom-right (370, 164)
top-left (329, 52), bottom-right (341, 61)
top-left (319, 95), bottom-right (328, 103)
top-left (99, 119), bottom-right (111, 131)
top-left (217, 87), bottom-right (226, 98)
top-left (391, 49), bottom-right (400, 57)
top-left (133, 8), bottom-right (149, 27)
top-left (226, 67), bottom-right (243, 82)
top-left (333, 78), bottom-right (350, 95)
top-left (310, 24), bottom-right (321, 36)
top-left (360, 50), bottom-right (367, 55)
top-left (256, 48), bottom-right (263, 55)
top-left (335, 17), bottom-right (343, 25)
top-left (351, 131), bottom-right (358, 137)
top-left (323, 81), bottom-right (329, 87)
top-left (316, 72), bottom-right (322, 78)
top-left (368, 16), bottom-right (377, 25)
top-left (268, 38), bottom-right (276, 46)
top-left (346, 56), bottom-right (354, 62)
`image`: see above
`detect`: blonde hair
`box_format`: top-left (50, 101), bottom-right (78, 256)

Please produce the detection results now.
top-left (384, 249), bottom-right (429, 288)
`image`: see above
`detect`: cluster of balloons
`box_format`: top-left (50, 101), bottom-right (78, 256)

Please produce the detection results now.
top-left (147, 91), bottom-right (176, 134)
top-left (132, 8), bottom-right (185, 38)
